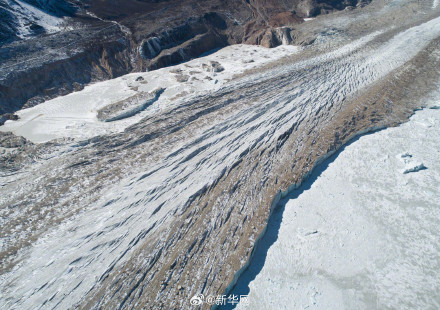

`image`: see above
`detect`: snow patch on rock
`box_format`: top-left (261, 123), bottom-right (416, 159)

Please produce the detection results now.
top-left (6, 0), bottom-right (65, 39)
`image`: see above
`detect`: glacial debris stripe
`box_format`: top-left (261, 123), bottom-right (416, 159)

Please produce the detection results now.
top-left (1, 2), bottom-right (440, 310)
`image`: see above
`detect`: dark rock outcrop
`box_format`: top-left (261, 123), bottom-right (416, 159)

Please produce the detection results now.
top-left (0, 131), bottom-right (27, 148)
top-left (0, 0), bottom-right (78, 46)
top-left (0, 0), bottom-right (370, 115)
top-left (0, 113), bottom-right (18, 126)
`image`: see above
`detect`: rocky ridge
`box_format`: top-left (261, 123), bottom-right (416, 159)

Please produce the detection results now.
top-left (0, 0), bottom-right (369, 116)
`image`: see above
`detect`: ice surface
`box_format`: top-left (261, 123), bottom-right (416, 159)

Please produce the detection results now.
top-left (6, 0), bottom-right (64, 39)
top-left (234, 107), bottom-right (440, 309)
top-left (0, 44), bottom-right (299, 143)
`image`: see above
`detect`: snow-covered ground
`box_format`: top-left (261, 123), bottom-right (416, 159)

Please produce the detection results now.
top-left (234, 103), bottom-right (440, 309)
top-left (0, 44), bottom-right (298, 143)
top-left (3, 0), bottom-right (65, 38)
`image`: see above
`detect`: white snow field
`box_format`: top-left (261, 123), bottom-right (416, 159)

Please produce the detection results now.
top-left (0, 44), bottom-right (298, 143)
top-left (235, 104), bottom-right (440, 310)
top-left (4, 0), bottom-right (65, 39)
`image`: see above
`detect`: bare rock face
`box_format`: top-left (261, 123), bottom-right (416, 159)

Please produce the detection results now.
top-left (0, 0), bottom-right (369, 115)
top-left (268, 11), bottom-right (304, 27)
top-left (0, 131), bottom-right (26, 148)
top-left (1, 38), bottom-right (134, 114)
top-left (0, 113), bottom-right (18, 126)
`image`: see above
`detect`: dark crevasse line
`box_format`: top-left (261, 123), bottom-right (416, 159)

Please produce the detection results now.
top-left (216, 126), bottom-right (388, 310)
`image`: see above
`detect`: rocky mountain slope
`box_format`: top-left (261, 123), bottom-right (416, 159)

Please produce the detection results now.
top-left (1, 1), bottom-right (439, 309)
top-left (0, 0), bottom-right (368, 116)
top-left (0, 0), bottom-right (77, 45)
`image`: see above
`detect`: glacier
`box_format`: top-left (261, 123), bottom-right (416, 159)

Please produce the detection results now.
top-left (1, 0), bottom-right (440, 309)
top-left (232, 105), bottom-right (440, 310)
